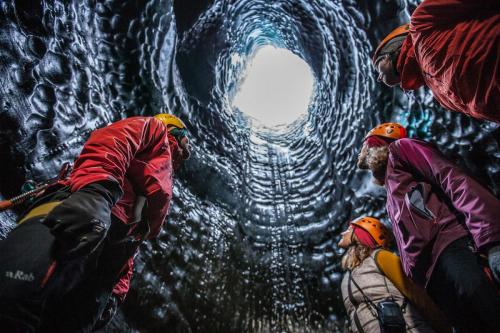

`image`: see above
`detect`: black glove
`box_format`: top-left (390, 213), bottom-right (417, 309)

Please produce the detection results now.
top-left (43, 181), bottom-right (122, 262)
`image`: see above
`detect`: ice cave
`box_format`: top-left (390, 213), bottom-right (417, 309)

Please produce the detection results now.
top-left (0, 0), bottom-right (498, 332)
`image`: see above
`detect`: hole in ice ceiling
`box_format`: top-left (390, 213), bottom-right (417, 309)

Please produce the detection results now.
top-left (232, 45), bottom-right (314, 127)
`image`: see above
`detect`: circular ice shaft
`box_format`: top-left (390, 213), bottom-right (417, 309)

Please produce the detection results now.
top-left (233, 45), bottom-right (314, 127)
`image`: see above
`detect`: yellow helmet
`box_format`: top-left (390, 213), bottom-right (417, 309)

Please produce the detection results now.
top-left (351, 216), bottom-right (391, 248)
top-left (364, 122), bottom-right (406, 141)
top-left (154, 114), bottom-right (186, 129)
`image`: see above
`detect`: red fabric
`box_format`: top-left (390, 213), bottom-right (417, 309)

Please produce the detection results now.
top-left (397, 38), bottom-right (425, 91)
top-left (112, 257), bottom-right (134, 302)
top-left (385, 138), bottom-right (500, 286)
top-left (352, 225), bottom-right (377, 249)
top-left (63, 116), bottom-right (180, 299)
top-left (365, 136), bottom-right (390, 148)
top-left (397, 0), bottom-right (500, 123)
top-left (40, 261), bottom-right (57, 288)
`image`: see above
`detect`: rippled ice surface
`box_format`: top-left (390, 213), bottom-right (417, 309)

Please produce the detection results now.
top-left (0, 0), bottom-right (498, 331)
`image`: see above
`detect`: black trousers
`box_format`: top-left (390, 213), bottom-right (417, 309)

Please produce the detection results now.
top-left (38, 276), bottom-right (112, 332)
top-left (427, 237), bottom-right (500, 333)
top-left (0, 216), bottom-right (116, 332)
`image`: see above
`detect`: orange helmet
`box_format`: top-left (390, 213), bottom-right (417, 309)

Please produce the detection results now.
top-left (372, 24), bottom-right (410, 64)
top-left (364, 122), bottom-right (406, 141)
top-left (350, 216), bottom-right (391, 248)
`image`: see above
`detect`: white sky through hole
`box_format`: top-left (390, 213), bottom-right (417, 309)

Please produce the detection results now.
top-left (233, 46), bottom-right (314, 127)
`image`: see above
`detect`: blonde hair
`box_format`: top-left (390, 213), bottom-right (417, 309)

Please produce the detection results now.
top-left (341, 243), bottom-right (373, 271)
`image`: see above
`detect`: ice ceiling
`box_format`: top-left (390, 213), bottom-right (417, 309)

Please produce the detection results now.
top-left (0, 0), bottom-right (498, 332)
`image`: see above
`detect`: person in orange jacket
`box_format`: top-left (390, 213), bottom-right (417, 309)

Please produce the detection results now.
top-left (339, 216), bottom-right (451, 333)
top-left (0, 114), bottom-right (191, 332)
top-left (373, 0), bottom-right (499, 123)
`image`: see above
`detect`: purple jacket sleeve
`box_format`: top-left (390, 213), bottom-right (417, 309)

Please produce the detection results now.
top-left (393, 138), bottom-right (500, 251)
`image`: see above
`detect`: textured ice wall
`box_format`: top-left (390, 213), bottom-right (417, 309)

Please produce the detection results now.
top-left (0, 0), bottom-right (498, 332)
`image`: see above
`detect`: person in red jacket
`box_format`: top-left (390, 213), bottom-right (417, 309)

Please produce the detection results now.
top-left (0, 114), bottom-right (191, 332)
top-left (357, 123), bottom-right (500, 332)
top-left (373, 0), bottom-right (500, 123)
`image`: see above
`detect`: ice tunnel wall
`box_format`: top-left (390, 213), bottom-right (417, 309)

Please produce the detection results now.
top-left (0, 0), bottom-right (498, 332)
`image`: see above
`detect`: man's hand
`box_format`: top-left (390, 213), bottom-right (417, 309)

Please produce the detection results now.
top-left (43, 181), bottom-right (121, 261)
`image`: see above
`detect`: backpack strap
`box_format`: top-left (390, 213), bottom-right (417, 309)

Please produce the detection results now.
top-left (375, 251), bottom-right (411, 331)
top-left (347, 272), bottom-right (364, 333)
top-left (347, 271), bottom-right (359, 307)
top-left (349, 271), bottom-right (378, 311)
top-left (348, 271), bottom-right (373, 333)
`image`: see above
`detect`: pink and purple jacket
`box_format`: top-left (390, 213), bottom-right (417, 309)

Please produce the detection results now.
top-left (385, 138), bottom-right (500, 287)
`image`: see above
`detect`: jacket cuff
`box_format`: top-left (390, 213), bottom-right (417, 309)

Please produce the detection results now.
top-left (80, 181), bottom-right (123, 207)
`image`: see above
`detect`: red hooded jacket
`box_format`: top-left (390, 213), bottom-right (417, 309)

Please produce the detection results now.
top-left (385, 138), bottom-right (500, 287)
top-left (397, 0), bottom-right (500, 123)
top-left (63, 116), bottom-right (182, 301)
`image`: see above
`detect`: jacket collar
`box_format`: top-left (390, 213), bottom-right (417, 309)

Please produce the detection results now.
top-left (396, 36), bottom-right (425, 91)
